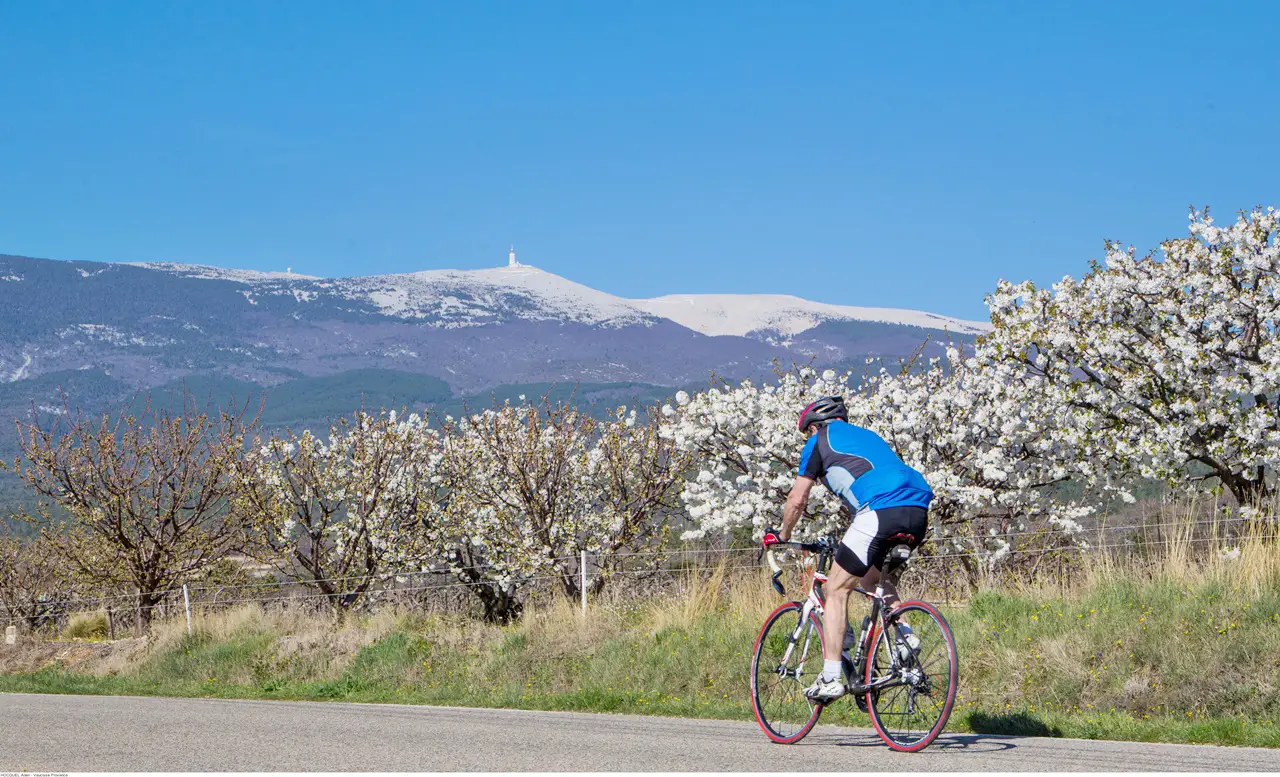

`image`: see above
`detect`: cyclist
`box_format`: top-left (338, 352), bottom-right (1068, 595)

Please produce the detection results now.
top-left (775, 395), bottom-right (933, 703)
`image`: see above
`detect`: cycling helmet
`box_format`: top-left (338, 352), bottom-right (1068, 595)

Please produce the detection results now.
top-left (798, 395), bottom-right (847, 432)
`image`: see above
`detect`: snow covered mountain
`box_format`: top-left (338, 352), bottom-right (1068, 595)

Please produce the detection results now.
top-left (132, 260), bottom-right (989, 336)
top-left (0, 252), bottom-right (991, 517)
top-left (0, 254), bottom-right (987, 401)
top-left (319, 266), bottom-right (652, 328)
top-left (632, 293), bottom-right (987, 338)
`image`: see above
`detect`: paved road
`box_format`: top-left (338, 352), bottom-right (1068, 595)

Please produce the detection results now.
top-left (1, 693), bottom-right (1276, 771)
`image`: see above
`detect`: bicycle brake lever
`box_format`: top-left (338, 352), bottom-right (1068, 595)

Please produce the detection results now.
top-left (758, 527), bottom-right (780, 563)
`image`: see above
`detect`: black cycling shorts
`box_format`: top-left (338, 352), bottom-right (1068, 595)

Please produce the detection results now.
top-left (833, 505), bottom-right (929, 577)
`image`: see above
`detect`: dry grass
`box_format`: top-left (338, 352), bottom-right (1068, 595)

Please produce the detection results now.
top-left (646, 559), bottom-right (734, 633)
top-left (517, 597), bottom-right (624, 659)
top-left (1080, 495), bottom-right (1280, 595)
top-left (58, 611), bottom-right (108, 641)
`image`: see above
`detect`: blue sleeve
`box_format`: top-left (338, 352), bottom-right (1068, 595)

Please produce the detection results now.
top-left (798, 435), bottom-right (821, 479)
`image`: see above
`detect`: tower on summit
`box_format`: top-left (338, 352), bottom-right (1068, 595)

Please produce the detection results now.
top-left (508, 246), bottom-right (521, 267)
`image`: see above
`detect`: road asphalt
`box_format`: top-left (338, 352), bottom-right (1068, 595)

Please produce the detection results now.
top-left (1, 693), bottom-right (1277, 771)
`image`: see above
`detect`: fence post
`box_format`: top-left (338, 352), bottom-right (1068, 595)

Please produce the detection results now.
top-left (182, 584), bottom-right (193, 637)
top-left (580, 550), bottom-right (587, 616)
top-left (134, 588), bottom-right (143, 634)
top-left (107, 607), bottom-right (116, 641)
top-left (4, 625), bottom-right (15, 645)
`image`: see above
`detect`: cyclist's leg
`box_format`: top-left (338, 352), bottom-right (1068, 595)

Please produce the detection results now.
top-left (829, 508), bottom-right (879, 662)
top-left (822, 562), bottom-right (857, 664)
top-left (804, 558), bottom-right (857, 701)
top-left (859, 565), bottom-right (896, 608)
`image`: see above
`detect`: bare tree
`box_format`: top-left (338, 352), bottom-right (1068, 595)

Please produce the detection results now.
top-left (0, 526), bottom-right (80, 632)
top-left (16, 393), bottom-right (255, 629)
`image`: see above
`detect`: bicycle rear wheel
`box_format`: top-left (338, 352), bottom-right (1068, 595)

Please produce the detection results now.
top-left (750, 601), bottom-right (826, 744)
top-left (865, 601), bottom-right (958, 752)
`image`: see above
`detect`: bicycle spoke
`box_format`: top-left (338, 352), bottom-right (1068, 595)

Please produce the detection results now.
top-left (867, 604), bottom-right (957, 752)
top-left (752, 604), bottom-right (825, 743)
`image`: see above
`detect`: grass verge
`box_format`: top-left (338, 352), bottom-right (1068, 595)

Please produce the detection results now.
top-left (3, 540), bottom-right (1279, 748)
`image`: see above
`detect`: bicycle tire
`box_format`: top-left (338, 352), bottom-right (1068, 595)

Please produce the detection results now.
top-left (750, 601), bottom-right (826, 744)
top-left (864, 601), bottom-right (958, 752)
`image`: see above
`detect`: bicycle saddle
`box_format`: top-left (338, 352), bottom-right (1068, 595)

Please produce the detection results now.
top-left (883, 541), bottom-right (913, 572)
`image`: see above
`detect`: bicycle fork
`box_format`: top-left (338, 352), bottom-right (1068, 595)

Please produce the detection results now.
top-left (777, 590), bottom-right (825, 679)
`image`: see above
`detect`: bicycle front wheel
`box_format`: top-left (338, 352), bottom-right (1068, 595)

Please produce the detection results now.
top-left (865, 601), bottom-right (958, 752)
top-left (750, 601), bottom-right (826, 744)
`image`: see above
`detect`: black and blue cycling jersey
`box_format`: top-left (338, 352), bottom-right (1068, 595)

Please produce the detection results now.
top-left (798, 420), bottom-right (933, 512)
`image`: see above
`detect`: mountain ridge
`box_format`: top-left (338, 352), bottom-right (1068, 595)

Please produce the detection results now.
top-left (0, 253), bottom-right (984, 398)
top-left (125, 258), bottom-right (991, 336)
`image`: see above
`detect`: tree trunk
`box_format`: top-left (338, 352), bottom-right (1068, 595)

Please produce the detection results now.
top-left (452, 544), bottom-right (524, 624)
top-left (558, 571), bottom-right (580, 602)
top-left (1221, 470), bottom-right (1272, 507)
top-left (958, 553), bottom-right (982, 592)
top-left (137, 590), bottom-right (162, 631)
top-left (476, 584), bottom-right (522, 624)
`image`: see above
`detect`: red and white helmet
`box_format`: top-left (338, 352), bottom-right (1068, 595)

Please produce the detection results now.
top-left (798, 396), bottom-right (847, 432)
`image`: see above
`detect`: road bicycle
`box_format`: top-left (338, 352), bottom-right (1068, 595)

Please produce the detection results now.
top-left (749, 530), bottom-right (958, 751)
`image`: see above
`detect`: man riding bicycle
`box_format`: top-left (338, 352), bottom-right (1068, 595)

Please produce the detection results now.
top-left (775, 396), bottom-right (933, 703)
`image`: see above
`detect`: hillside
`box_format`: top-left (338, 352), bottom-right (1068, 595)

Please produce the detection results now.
top-left (0, 254), bottom-right (985, 392)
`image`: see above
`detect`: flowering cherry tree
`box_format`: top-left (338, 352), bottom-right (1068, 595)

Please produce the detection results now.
top-left (433, 398), bottom-right (687, 622)
top-left (432, 400), bottom-right (591, 622)
top-left (576, 405), bottom-right (693, 585)
top-left (233, 411), bottom-right (446, 610)
top-left (663, 358), bottom-right (1094, 580)
top-left (851, 350), bottom-right (1095, 577)
top-left (984, 206), bottom-right (1280, 505)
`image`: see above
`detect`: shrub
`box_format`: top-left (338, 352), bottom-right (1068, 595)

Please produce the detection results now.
top-left (59, 611), bottom-right (109, 641)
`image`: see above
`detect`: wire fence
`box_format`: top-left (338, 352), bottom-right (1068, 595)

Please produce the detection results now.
top-left (2, 509), bottom-right (1275, 638)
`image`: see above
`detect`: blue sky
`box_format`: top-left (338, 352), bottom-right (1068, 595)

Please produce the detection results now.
top-left (2, 1), bottom-right (1276, 319)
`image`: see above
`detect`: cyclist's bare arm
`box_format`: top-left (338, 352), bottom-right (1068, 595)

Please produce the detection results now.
top-left (779, 476), bottom-right (815, 541)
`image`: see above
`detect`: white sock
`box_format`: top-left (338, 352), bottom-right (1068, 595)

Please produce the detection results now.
top-left (822, 659), bottom-right (842, 682)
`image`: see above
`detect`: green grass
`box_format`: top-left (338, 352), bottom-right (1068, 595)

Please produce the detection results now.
top-left (3, 568), bottom-right (1279, 748)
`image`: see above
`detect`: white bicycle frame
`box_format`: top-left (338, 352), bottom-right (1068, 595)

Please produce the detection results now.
top-left (767, 548), bottom-right (826, 674)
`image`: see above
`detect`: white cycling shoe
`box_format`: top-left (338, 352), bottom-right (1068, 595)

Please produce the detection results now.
top-left (803, 675), bottom-right (846, 703)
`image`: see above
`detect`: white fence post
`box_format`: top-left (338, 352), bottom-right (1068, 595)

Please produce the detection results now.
top-left (4, 625), bottom-right (15, 645)
top-left (182, 584), bottom-right (192, 637)
top-left (580, 550), bottom-right (587, 616)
